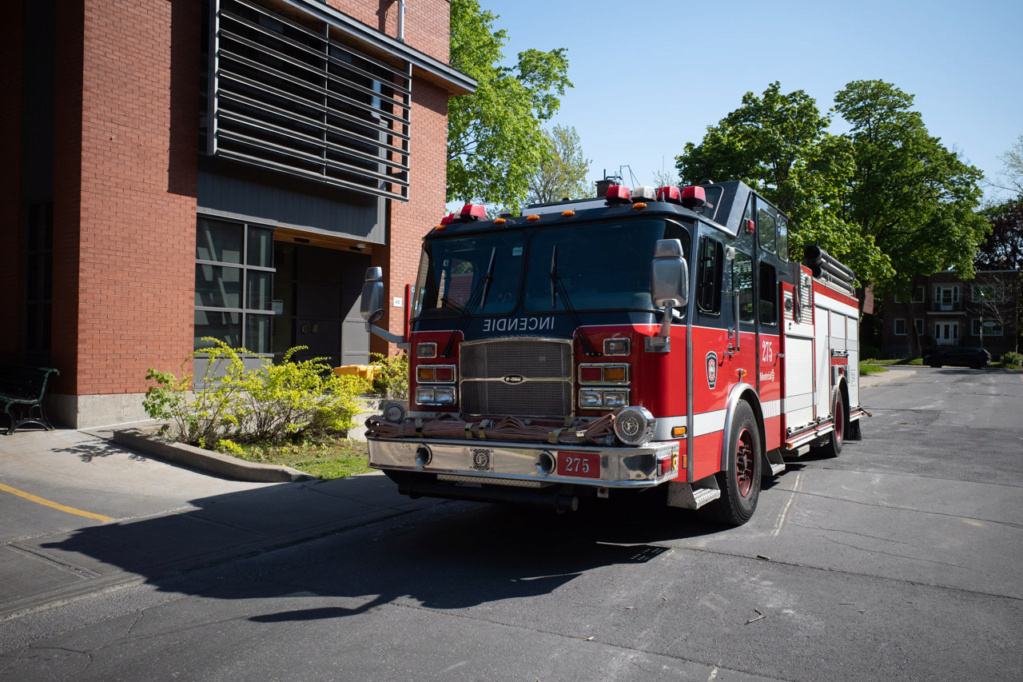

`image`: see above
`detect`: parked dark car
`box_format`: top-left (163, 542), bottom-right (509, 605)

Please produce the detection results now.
top-left (925, 346), bottom-right (991, 369)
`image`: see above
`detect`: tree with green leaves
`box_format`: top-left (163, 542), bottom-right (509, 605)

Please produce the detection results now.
top-left (675, 82), bottom-right (887, 287)
top-left (676, 80), bottom-right (987, 288)
top-left (525, 125), bottom-right (591, 205)
top-left (833, 80), bottom-right (988, 296)
top-left (977, 199), bottom-right (1023, 270)
top-left (447, 0), bottom-right (572, 211)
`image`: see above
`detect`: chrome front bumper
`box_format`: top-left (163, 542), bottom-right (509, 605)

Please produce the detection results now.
top-left (367, 437), bottom-right (681, 488)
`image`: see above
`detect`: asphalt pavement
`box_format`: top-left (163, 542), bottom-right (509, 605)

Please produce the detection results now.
top-left (1, 366), bottom-right (1019, 681)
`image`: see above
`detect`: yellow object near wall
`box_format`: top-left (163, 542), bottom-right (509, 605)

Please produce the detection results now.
top-left (334, 365), bottom-right (378, 382)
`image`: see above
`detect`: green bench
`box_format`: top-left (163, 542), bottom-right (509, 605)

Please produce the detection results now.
top-left (0, 364), bottom-right (60, 435)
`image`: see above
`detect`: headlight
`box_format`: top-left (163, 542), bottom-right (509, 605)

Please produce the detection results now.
top-left (434, 387), bottom-right (457, 405)
top-left (579, 389), bottom-right (603, 408)
top-left (416, 386), bottom-right (457, 406)
top-left (603, 391), bottom-right (628, 408)
top-left (614, 406), bottom-right (655, 446)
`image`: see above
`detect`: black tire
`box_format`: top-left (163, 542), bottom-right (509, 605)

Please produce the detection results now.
top-left (818, 390), bottom-right (845, 458)
top-left (707, 401), bottom-right (762, 526)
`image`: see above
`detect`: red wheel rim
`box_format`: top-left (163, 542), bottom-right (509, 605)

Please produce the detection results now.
top-left (736, 429), bottom-right (754, 498)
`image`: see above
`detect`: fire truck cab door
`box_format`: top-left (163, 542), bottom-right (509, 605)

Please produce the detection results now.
top-left (728, 249), bottom-right (757, 390)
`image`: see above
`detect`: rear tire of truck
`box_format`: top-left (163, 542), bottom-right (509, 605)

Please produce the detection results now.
top-left (816, 390), bottom-right (845, 458)
top-left (706, 401), bottom-right (761, 526)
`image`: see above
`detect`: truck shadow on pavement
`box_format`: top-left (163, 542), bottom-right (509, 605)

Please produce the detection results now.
top-left (32, 474), bottom-right (727, 622)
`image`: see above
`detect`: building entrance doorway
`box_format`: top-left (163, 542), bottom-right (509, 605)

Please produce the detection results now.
top-left (934, 321), bottom-right (959, 346)
top-left (272, 242), bottom-right (371, 368)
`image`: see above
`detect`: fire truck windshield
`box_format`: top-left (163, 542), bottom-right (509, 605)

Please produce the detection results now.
top-left (415, 231), bottom-right (525, 319)
top-left (413, 218), bottom-right (690, 320)
top-left (524, 219), bottom-right (689, 313)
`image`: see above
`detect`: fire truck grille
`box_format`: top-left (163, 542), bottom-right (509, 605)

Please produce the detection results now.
top-left (459, 338), bottom-right (574, 419)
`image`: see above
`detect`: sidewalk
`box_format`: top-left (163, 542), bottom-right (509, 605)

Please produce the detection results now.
top-left (860, 366), bottom-right (917, 389)
top-left (0, 429), bottom-right (440, 623)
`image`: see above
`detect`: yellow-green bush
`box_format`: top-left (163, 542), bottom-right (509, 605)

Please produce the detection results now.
top-left (144, 339), bottom-right (369, 447)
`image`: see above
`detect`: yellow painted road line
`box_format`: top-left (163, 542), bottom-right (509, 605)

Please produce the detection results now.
top-left (0, 482), bottom-right (113, 522)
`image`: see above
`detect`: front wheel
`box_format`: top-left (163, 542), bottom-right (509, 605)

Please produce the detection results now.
top-left (706, 401), bottom-right (762, 526)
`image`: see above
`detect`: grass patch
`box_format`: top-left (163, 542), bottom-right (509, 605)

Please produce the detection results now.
top-left (859, 362), bottom-right (888, 375)
top-left (224, 437), bottom-right (371, 480)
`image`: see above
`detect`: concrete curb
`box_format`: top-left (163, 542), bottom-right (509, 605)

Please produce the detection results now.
top-left (112, 428), bottom-right (313, 483)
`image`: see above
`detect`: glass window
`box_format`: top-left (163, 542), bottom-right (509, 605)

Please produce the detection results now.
top-left (759, 263), bottom-right (777, 326)
top-left (195, 264), bottom-right (243, 308)
top-left (971, 284), bottom-right (1003, 302)
top-left (733, 252), bottom-right (754, 324)
top-left (246, 271), bottom-right (273, 311)
top-left (694, 186), bottom-right (725, 221)
top-left (414, 231), bottom-right (525, 319)
top-left (525, 219), bottom-right (689, 313)
top-left (972, 319), bottom-right (1002, 336)
top-left (894, 319), bottom-right (906, 336)
top-left (194, 217), bottom-right (275, 352)
top-left (246, 314), bottom-right (274, 353)
top-left (758, 208), bottom-right (777, 254)
top-left (248, 227), bottom-right (274, 268)
top-left (696, 237), bottom-right (723, 315)
top-left (777, 216), bottom-right (789, 260)
top-left (195, 310), bottom-right (242, 348)
top-left (197, 219), bottom-right (243, 263)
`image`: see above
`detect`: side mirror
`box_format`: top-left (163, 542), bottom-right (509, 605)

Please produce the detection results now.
top-left (651, 239), bottom-right (689, 308)
top-left (360, 267), bottom-right (385, 324)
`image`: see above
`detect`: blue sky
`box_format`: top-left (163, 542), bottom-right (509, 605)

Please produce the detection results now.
top-left (478, 0), bottom-right (1023, 204)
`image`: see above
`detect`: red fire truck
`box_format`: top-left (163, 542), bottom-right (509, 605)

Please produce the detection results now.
top-left (360, 181), bottom-right (867, 525)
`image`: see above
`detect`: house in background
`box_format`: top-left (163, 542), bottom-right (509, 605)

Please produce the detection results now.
top-left (0, 0), bottom-right (474, 428)
top-left (879, 270), bottom-right (1022, 359)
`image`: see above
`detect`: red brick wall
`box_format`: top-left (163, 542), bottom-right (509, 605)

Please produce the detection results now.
top-left (0, 2), bottom-right (25, 360)
top-left (372, 78), bottom-right (449, 357)
top-left (329, 0), bottom-right (450, 63)
top-left (64, 0), bottom-right (199, 396)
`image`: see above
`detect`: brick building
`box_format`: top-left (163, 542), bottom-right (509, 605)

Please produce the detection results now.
top-left (0, 0), bottom-right (473, 428)
top-left (879, 271), bottom-right (1022, 360)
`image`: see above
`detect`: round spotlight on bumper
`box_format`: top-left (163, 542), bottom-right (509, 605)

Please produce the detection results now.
top-left (613, 406), bottom-right (656, 446)
top-left (383, 401), bottom-right (406, 424)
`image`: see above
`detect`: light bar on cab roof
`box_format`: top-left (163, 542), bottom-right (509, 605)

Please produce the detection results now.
top-left (435, 213), bottom-right (457, 230)
top-left (632, 186), bottom-right (657, 202)
top-left (460, 203), bottom-right (486, 221)
top-left (605, 185), bottom-right (632, 205)
top-left (657, 186), bottom-right (682, 204)
top-left (681, 186), bottom-right (706, 209)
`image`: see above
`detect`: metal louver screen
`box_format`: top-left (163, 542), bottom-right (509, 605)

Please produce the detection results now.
top-left (209, 0), bottom-right (411, 200)
top-left (459, 339), bottom-right (574, 420)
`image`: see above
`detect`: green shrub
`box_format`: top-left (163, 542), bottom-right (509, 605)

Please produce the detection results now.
top-left (144, 338), bottom-right (246, 446)
top-left (371, 351), bottom-right (409, 400)
top-left (233, 346), bottom-right (369, 441)
top-left (216, 439), bottom-right (245, 456)
top-left (144, 339), bottom-right (369, 447)
top-left (1003, 351), bottom-right (1023, 367)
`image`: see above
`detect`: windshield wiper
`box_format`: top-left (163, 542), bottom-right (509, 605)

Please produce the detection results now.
top-left (442, 247), bottom-right (497, 358)
top-left (549, 245), bottom-right (598, 357)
